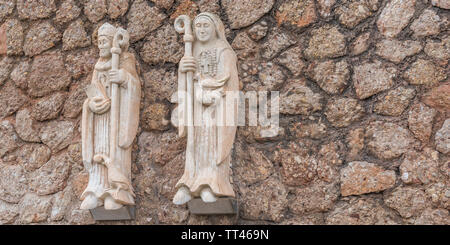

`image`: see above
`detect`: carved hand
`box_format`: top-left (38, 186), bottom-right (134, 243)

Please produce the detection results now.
top-left (109, 69), bottom-right (125, 85)
top-left (89, 96), bottom-right (111, 114)
top-left (180, 56), bottom-right (196, 73)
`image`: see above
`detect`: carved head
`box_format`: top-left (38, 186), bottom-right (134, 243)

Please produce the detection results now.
top-left (97, 23), bottom-right (116, 59)
top-left (194, 15), bottom-right (216, 43)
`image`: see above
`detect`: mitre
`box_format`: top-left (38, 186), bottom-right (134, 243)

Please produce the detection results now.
top-left (98, 22), bottom-right (116, 38)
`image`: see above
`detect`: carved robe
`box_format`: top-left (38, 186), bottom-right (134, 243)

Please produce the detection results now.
top-left (176, 43), bottom-right (239, 198)
top-left (81, 52), bottom-right (140, 205)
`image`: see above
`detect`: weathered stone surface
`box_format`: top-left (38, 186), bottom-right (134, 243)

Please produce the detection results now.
top-left (18, 193), bottom-right (52, 224)
top-left (366, 121), bottom-right (415, 160)
top-left (108, 0), bottom-right (128, 19)
top-left (0, 200), bottom-right (19, 224)
top-left (222, 0), bottom-right (274, 29)
top-left (10, 60), bottom-right (30, 90)
top-left (0, 22), bottom-right (6, 55)
top-left (72, 171), bottom-right (88, 198)
top-left (431, 0), bottom-right (450, 9)
top-left (84, 0), bottom-right (107, 23)
top-left (127, 0), bottom-right (166, 42)
top-left (375, 39), bottom-right (422, 64)
top-left (29, 153), bottom-right (72, 195)
top-left (316, 142), bottom-right (344, 183)
top-left (15, 109), bottom-right (41, 143)
top-left (158, 203), bottom-right (189, 224)
top-left (234, 144), bottom-right (273, 185)
top-left (39, 121), bottom-right (74, 152)
top-left (307, 59), bottom-right (349, 94)
top-left (400, 149), bottom-right (440, 185)
top-left (290, 121), bottom-right (327, 140)
top-left (239, 176), bottom-right (287, 222)
top-left (232, 31), bottom-right (259, 60)
top-left (251, 62), bottom-right (286, 91)
top-left (325, 97), bottom-right (364, 128)
top-left (346, 128), bottom-right (365, 161)
top-left (305, 25), bottom-right (346, 60)
top-left (64, 48), bottom-right (98, 79)
top-left (17, 0), bottom-right (56, 20)
top-left (280, 79), bottom-right (323, 115)
top-left (261, 28), bottom-right (296, 60)
top-left (275, 0), bottom-right (317, 30)
top-left (169, 0), bottom-right (199, 21)
top-left (142, 103), bottom-right (170, 131)
top-left (425, 182), bottom-right (450, 210)
top-left (425, 36), bottom-right (450, 66)
top-left (140, 24), bottom-right (183, 65)
top-left (275, 142), bottom-right (318, 186)
top-left (353, 60), bottom-right (397, 99)
top-left (326, 196), bottom-right (399, 224)
top-left (0, 164), bottom-right (27, 203)
top-left (63, 83), bottom-right (88, 119)
top-left (377, 0), bottom-right (416, 38)
top-left (288, 180), bottom-right (339, 214)
top-left (67, 143), bottom-right (82, 166)
top-left (63, 19), bottom-right (91, 51)
top-left (350, 32), bottom-right (371, 56)
top-left (143, 67), bottom-right (177, 102)
top-left (68, 209), bottom-right (95, 225)
top-left (408, 103), bottom-right (436, 143)
top-left (23, 21), bottom-right (61, 57)
top-left (247, 21), bottom-right (268, 41)
top-left (384, 186), bottom-right (428, 218)
top-left (137, 131), bottom-right (185, 166)
top-left (404, 59), bottom-right (447, 87)
top-left (435, 119), bottom-right (450, 155)
top-left (31, 92), bottom-right (66, 121)
top-left (0, 56), bottom-right (14, 86)
top-left (50, 188), bottom-right (73, 221)
top-left (341, 161), bottom-right (396, 196)
top-left (0, 0), bottom-right (14, 22)
top-left (414, 208), bottom-right (450, 225)
top-left (373, 86), bottom-right (415, 116)
top-left (151, 0), bottom-right (174, 9)
top-left (336, 0), bottom-right (379, 28)
top-left (3, 19), bottom-right (23, 56)
top-left (28, 52), bottom-right (71, 97)
top-left (317, 0), bottom-right (336, 18)
top-left (16, 143), bottom-right (51, 172)
top-left (55, 0), bottom-right (81, 25)
top-left (0, 81), bottom-right (27, 118)
top-left (282, 213), bottom-right (324, 225)
top-left (422, 82), bottom-right (450, 112)
top-left (410, 9), bottom-right (442, 38)
top-left (197, 0), bottom-right (220, 14)
top-left (275, 45), bottom-right (305, 77)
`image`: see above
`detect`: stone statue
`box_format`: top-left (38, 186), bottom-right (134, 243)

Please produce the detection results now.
top-left (80, 23), bottom-right (141, 210)
top-left (172, 13), bottom-right (239, 205)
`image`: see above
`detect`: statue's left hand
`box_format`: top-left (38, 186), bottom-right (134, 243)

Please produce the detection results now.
top-left (109, 69), bottom-right (125, 85)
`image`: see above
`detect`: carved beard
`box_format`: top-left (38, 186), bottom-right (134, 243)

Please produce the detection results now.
top-left (99, 48), bottom-right (112, 59)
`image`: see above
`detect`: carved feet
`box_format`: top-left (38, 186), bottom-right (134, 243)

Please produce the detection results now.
top-left (173, 186), bottom-right (192, 205)
top-left (80, 193), bottom-right (101, 210)
top-left (200, 187), bottom-right (217, 203)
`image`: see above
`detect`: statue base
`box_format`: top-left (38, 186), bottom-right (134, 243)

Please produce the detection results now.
top-left (89, 205), bottom-right (136, 221)
top-left (188, 198), bottom-right (238, 215)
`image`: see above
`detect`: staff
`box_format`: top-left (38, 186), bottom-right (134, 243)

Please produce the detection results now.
top-left (175, 15), bottom-right (195, 175)
top-left (110, 28), bottom-right (129, 171)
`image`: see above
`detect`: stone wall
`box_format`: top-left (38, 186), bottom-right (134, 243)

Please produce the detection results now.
top-left (0, 0), bottom-right (449, 225)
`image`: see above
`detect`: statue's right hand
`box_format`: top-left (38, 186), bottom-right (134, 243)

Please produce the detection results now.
top-left (88, 96), bottom-right (111, 114)
top-left (179, 56), bottom-right (196, 73)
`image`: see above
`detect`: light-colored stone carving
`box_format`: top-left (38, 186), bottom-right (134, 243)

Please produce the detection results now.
top-left (80, 23), bottom-right (141, 210)
top-left (172, 13), bottom-right (239, 205)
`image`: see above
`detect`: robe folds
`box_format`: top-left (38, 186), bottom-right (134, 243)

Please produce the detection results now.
top-left (176, 46), bottom-right (239, 198)
top-left (81, 52), bottom-right (140, 205)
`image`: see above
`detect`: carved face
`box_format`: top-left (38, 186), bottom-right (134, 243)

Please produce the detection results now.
top-left (194, 17), bottom-right (215, 43)
top-left (98, 35), bottom-right (112, 58)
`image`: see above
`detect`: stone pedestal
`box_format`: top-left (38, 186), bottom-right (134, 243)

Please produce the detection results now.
top-left (89, 205), bottom-right (136, 221)
top-left (188, 198), bottom-right (238, 215)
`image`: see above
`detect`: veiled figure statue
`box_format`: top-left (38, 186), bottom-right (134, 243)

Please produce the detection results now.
top-left (173, 13), bottom-right (239, 205)
top-left (80, 23), bottom-right (141, 210)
